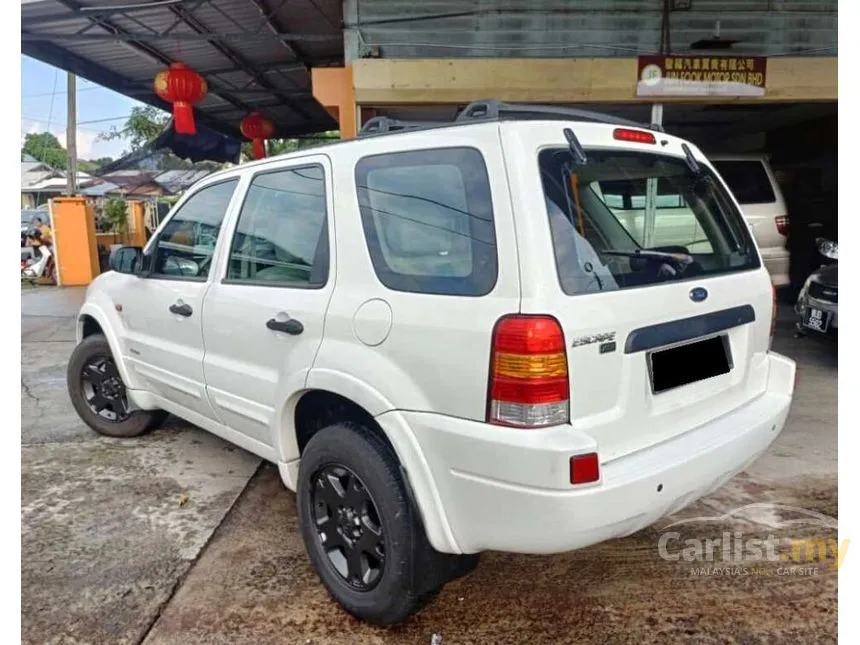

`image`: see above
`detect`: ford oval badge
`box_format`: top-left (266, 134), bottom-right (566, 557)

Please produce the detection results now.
top-left (689, 287), bottom-right (708, 303)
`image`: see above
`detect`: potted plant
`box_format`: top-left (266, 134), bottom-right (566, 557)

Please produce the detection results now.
top-left (103, 198), bottom-right (130, 249)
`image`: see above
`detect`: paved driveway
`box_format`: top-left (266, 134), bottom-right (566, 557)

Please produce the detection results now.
top-left (22, 287), bottom-right (837, 644)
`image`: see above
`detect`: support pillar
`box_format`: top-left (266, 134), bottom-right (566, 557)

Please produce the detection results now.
top-left (127, 201), bottom-right (148, 247)
top-left (311, 66), bottom-right (357, 139)
top-left (50, 197), bottom-right (99, 286)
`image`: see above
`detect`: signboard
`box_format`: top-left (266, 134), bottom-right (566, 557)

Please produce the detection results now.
top-left (637, 55), bottom-right (768, 98)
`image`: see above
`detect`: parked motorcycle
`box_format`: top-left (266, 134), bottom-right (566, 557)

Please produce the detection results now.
top-left (21, 227), bottom-right (57, 285)
top-left (794, 237), bottom-right (837, 340)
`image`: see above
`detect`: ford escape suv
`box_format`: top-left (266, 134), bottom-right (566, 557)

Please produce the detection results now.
top-left (67, 100), bottom-right (796, 626)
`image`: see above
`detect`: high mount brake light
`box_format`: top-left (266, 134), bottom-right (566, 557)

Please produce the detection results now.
top-left (613, 128), bottom-right (657, 145)
top-left (487, 315), bottom-right (570, 428)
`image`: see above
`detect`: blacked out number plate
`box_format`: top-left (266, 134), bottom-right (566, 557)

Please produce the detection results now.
top-left (649, 335), bottom-right (732, 394)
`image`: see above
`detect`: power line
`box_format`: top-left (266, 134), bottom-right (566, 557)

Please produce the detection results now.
top-left (21, 86), bottom-right (101, 99)
top-left (21, 114), bottom-right (131, 127)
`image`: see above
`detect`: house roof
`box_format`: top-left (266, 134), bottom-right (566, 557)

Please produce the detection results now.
top-left (152, 169), bottom-right (212, 194)
top-left (80, 180), bottom-right (122, 197)
top-left (21, 0), bottom-right (343, 139)
top-left (21, 161), bottom-right (92, 192)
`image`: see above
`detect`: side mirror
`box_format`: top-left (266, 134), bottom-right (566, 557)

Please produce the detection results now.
top-left (109, 246), bottom-right (142, 275)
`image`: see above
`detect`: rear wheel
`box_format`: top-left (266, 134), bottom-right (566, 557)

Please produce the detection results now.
top-left (297, 423), bottom-right (475, 625)
top-left (67, 334), bottom-right (167, 438)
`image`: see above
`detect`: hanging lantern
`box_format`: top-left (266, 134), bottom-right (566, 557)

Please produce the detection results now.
top-left (153, 63), bottom-right (207, 135)
top-left (240, 111), bottom-right (275, 160)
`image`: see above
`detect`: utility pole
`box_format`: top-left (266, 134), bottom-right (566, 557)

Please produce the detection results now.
top-left (66, 71), bottom-right (77, 195)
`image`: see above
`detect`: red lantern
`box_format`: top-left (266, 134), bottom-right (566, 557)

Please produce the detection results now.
top-left (240, 112), bottom-right (275, 160)
top-left (153, 63), bottom-right (207, 135)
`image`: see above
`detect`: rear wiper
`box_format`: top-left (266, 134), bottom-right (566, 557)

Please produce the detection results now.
top-left (681, 143), bottom-right (701, 175)
top-left (563, 127), bottom-right (588, 166)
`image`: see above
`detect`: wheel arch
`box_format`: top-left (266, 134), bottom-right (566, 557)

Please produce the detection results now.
top-left (278, 372), bottom-right (460, 554)
top-left (75, 302), bottom-right (144, 391)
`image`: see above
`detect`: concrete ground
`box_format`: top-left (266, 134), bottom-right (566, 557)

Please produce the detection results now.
top-left (22, 287), bottom-right (837, 645)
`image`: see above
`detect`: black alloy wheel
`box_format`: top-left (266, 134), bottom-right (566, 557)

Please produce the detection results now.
top-left (312, 464), bottom-right (386, 590)
top-left (66, 333), bottom-right (167, 438)
top-left (80, 354), bottom-right (131, 423)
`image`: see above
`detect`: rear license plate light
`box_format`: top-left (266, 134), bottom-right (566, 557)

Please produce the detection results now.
top-left (649, 335), bottom-right (732, 394)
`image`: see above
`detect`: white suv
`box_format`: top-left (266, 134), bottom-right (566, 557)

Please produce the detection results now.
top-left (709, 155), bottom-right (790, 286)
top-left (67, 101), bottom-right (796, 626)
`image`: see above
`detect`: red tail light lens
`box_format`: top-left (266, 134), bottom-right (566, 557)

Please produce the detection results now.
top-left (570, 453), bottom-right (600, 485)
top-left (775, 215), bottom-right (789, 236)
top-left (613, 128), bottom-right (656, 145)
top-left (488, 315), bottom-right (569, 428)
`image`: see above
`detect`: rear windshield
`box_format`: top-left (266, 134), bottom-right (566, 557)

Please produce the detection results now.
top-left (538, 148), bottom-right (760, 296)
top-left (710, 160), bottom-right (776, 204)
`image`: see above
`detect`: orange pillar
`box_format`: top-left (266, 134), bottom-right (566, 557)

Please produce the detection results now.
top-left (311, 66), bottom-right (357, 139)
top-left (50, 197), bottom-right (100, 286)
top-left (127, 201), bottom-right (148, 247)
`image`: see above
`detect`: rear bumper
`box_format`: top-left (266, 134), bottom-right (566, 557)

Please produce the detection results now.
top-left (394, 352), bottom-right (795, 555)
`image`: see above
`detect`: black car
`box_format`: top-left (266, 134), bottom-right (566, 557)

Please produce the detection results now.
top-left (795, 239), bottom-right (837, 340)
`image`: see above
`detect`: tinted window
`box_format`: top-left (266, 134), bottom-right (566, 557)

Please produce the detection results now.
top-left (539, 149), bottom-right (759, 296)
top-left (711, 160), bottom-right (776, 205)
top-left (145, 179), bottom-right (238, 280)
top-left (226, 165), bottom-right (328, 287)
top-left (355, 148), bottom-right (497, 296)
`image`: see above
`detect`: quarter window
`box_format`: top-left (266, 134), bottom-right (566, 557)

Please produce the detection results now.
top-left (355, 147), bottom-right (498, 296)
top-left (226, 165), bottom-right (329, 287)
top-left (145, 179), bottom-right (238, 280)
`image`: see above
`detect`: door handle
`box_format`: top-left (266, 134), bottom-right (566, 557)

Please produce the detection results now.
top-left (266, 317), bottom-right (303, 335)
top-left (169, 302), bottom-right (193, 317)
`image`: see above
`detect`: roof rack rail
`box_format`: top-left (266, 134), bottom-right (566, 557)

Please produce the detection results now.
top-left (455, 99), bottom-right (658, 131)
top-left (358, 116), bottom-right (449, 137)
top-left (357, 100), bottom-right (667, 139)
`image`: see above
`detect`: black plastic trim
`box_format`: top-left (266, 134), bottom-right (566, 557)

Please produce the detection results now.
top-left (625, 305), bottom-right (756, 354)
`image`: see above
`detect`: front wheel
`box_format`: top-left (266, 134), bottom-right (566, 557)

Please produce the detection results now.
top-left (296, 423), bottom-right (475, 625)
top-left (66, 334), bottom-right (167, 438)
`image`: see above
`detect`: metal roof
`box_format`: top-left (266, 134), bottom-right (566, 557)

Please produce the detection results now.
top-left (348, 0), bottom-right (837, 59)
top-left (22, 0), bottom-right (345, 139)
top-left (152, 168), bottom-right (212, 193)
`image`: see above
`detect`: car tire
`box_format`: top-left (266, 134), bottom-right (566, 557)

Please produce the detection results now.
top-left (297, 422), bottom-right (472, 626)
top-left (67, 334), bottom-right (167, 438)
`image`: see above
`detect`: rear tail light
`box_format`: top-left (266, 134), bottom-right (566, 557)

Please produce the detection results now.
top-left (570, 453), bottom-right (600, 485)
top-left (613, 128), bottom-right (656, 145)
top-left (487, 315), bottom-right (569, 428)
top-left (775, 215), bottom-right (789, 236)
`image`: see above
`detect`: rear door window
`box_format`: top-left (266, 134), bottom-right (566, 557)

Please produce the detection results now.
top-left (711, 160), bottom-right (776, 205)
top-left (355, 147), bottom-right (498, 296)
top-left (225, 165), bottom-right (329, 288)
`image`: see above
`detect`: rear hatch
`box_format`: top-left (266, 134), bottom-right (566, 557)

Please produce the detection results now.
top-left (510, 124), bottom-right (775, 461)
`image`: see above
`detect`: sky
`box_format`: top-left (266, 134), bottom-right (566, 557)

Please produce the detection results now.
top-left (21, 55), bottom-right (154, 161)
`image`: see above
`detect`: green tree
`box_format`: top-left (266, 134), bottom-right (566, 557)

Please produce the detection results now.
top-left (22, 132), bottom-right (67, 170)
top-left (240, 131), bottom-right (340, 161)
top-left (99, 105), bottom-right (169, 152)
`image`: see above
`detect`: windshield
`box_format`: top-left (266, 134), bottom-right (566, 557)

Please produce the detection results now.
top-left (539, 148), bottom-right (760, 296)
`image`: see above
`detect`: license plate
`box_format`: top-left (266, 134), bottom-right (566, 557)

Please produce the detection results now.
top-left (649, 335), bottom-right (732, 394)
top-left (803, 307), bottom-right (831, 333)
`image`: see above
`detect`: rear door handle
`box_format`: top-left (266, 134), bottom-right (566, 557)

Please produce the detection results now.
top-left (169, 302), bottom-right (193, 317)
top-left (266, 318), bottom-right (303, 335)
